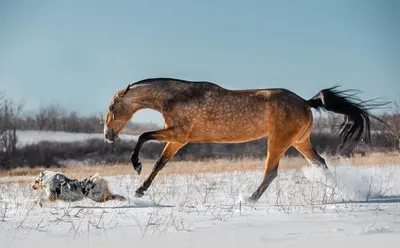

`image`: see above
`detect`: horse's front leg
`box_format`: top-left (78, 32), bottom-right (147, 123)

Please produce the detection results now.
top-left (130, 132), bottom-right (154, 175)
top-left (130, 127), bottom-right (187, 175)
top-left (135, 142), bottom-right (186, 197)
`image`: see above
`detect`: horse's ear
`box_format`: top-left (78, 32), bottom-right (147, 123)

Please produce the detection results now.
top-left (122, 84), bottom-right (131, 96)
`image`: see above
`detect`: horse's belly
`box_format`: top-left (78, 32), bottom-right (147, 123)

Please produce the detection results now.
top-left (188, 117), bottom-right (269, 143)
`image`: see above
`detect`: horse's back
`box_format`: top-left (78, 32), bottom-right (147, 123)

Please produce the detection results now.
top-left (178, 86), bottom-right (310, 143)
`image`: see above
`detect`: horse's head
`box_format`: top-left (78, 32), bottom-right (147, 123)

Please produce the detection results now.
top-left (104, 88), bottom-right (136, 142)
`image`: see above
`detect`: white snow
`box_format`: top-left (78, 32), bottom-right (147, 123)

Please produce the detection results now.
top-left (15, 130), bottom-right (140, 147)
top-left (1, 163), bottom-right (400, 247)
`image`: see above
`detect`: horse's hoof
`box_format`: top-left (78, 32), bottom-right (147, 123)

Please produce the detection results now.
top-left (131, 157), bottom-right (142, 175)
top-left (135, 163), bottom-right (142, 175)
top-left (248, 195), bottom-right (259, 203)
top-left (134, 192), bottom-right (144, 198)
top-left (134, 187), bottom-right (145, 198)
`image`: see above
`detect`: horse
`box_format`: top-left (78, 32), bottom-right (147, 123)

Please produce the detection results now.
top-left (103, 77), bottom-right (388, 202)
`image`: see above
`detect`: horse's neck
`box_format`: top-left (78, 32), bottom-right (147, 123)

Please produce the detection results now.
top-left (125, 83), bottom-right (172, 112)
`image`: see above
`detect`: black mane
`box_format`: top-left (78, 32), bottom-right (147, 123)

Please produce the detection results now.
top-left (122, 77), bottom-right (221, 96)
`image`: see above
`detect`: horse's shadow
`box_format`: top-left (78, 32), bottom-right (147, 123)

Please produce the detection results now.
top-left (328, 195), bottom-right (400, 205)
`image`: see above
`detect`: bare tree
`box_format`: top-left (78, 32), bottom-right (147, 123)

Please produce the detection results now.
top-left (386, 100), bottom-right (400, 152)
top-left (35, 106), bottom-right (49, 130)
top-left (0, 92), bottom-right (24, 168)
top-left (47, 103), bottom-right (63, 131)
top-left (65, 111), bottom-right (80, 132)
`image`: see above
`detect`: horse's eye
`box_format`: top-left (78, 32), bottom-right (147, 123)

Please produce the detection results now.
top-left (109, 105), bottom-right (115, 112)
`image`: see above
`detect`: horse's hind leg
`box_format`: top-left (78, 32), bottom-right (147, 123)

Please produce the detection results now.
top-left (249, 147), bottom-right (288, 202)
top-left (293, 138), bottom-right (335, 184)
top-left (293, 139), bottom-right (329, 170)
top-left (135, 142), bottom-right (186, 197)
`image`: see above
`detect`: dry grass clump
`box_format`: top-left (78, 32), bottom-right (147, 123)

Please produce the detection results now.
top-left (335, 152), bottom-right (400, 167)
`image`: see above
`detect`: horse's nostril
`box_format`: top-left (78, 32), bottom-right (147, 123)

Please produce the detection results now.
top-left (105, 133), bottom-right (109, 139)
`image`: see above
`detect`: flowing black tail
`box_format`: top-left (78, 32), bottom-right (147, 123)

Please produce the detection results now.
top-left (307, 85), bottom-right (390, 151)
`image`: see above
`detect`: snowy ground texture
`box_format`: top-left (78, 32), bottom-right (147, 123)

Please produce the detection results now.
top-left (1, 163), bottom-right (400, 248)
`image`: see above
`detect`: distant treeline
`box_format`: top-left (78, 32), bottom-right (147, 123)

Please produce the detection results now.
top-left (1, 91), bottom-right (399, 169)
top-left (16, 105), bottom-right (160, 135)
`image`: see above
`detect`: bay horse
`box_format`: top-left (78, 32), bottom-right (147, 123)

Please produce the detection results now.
top-left (103, 78), bottom-right (387, 202)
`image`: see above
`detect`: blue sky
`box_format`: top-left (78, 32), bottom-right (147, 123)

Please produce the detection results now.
top-left (1, 0), bottom-right (399, 124)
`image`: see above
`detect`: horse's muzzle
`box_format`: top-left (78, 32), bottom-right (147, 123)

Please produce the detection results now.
top-left (104, 127), bottom-right (118, 143)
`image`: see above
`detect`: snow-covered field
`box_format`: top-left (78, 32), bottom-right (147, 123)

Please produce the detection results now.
top-left (1, 163), bottom-right (400, 248)
top-left (15, 130), bottom-right (139, 147)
